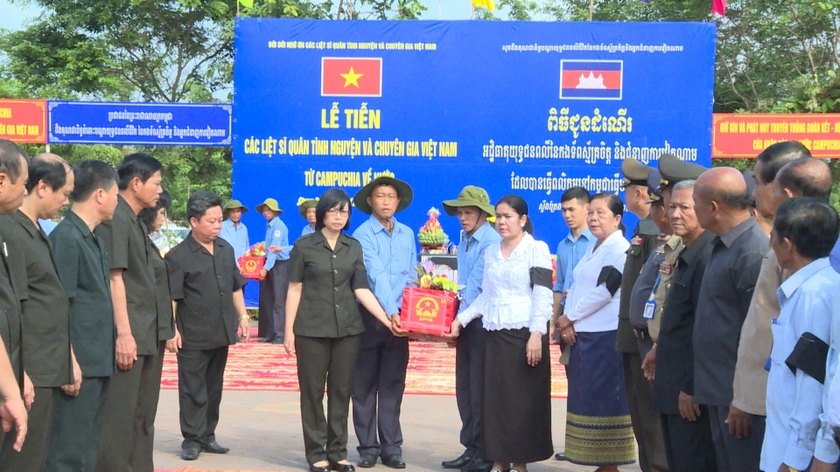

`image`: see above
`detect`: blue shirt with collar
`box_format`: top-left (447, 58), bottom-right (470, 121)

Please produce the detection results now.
top-left (38, 219), bottom-right (57, 236)
top-left (219, 219), bottom-right (250, 262)
top-left (830, 237), bottom-right (840, 274)
top-left (761, 257), bottom-right (840, 471)
top-left (552, 227), bottom-right (593, 295)
top-left (264, 216), bottom-right (292, 270)
top-left (458, 221), bottom-right (501, 310)
top-left (352, 214), bottom-right (417, 317)
top-left (301, 224), bottom-right (316, 237)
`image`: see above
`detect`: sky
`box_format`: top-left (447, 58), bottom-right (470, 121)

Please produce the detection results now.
top-left (0, 0), bottom-right (480, 32)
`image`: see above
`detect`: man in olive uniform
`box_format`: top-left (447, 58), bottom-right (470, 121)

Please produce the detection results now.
top-left (0, 139), bottom-right (29, 455)
top-left (0, 154), bottom-right (75, 472)
top-left (166, 191), bottom-right (249, 461)
top-left (640, 157), bottom-right (707, 381)
top-left (95, 153), bottom-right (168, 472)
top-left (46, 160), bottom-right (120, 472)
top-left (613, 158), bottom-right (668, 472)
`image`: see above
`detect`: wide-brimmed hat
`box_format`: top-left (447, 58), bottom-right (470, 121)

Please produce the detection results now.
top-left (442, 186), bottom-right (495, 217)
top-left (298, 199), bottom-right (318, 218)
top-left (256, 198), bottom-right (282, 214)
top-left (224, 199), bottom-right (248, 212)
top-left (353, 177), bottom-right (413, 215)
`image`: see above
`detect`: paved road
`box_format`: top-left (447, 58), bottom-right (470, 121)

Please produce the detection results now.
top-left (153, 390), bottom-right (642, 472)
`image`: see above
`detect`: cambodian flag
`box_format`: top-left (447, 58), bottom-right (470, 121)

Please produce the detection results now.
top-left (560, 60), bottom-right (623, 100)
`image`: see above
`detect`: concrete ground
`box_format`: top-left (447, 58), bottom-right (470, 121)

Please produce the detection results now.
top-left (152, 390), bottom-right (642, 472)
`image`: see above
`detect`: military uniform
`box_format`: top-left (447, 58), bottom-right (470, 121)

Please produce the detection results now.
top-left (648, 236), bottom-right (683, 343)
top-left (616, 158), bottom-right (664, 472)
top-left (46, 210), bottom-right (116, 472)
top-left (0, 211), bottom-right (73, 472)
top-left (0, 230), bottom-right (23, 455)
top-left (95, 195), bottom-right (167, 472)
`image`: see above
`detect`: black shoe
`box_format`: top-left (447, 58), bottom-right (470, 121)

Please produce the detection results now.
top-left (258, 336), bottom-right (275, 343)
top-left (442, 451), bottom-right (474, 469)
top-left (330, 461), bottom-right (356, 472)
top-left (203, 441), bottom-right (230, 454)
top-left (381, 455), bottom-right (406, 469)
top-left (554, 452), bottom-right (566, 461)
top-left (462, 457), bottom-right (493, 472)
top-left (358, 455), bottom-right (377, 468)
top-left (272, 337), bottom-right (285, 344)
top-left (310, 463), bottom-right (330, 472)
top-left (180, 445), bottom-right (200, 460)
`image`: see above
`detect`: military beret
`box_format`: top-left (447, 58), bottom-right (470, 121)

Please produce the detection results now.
top-left (646, 170), bottom-right (664, 204)
top-left (621, 158), bottom-right (655, 188)
top-left (658, 153), bottom-right (707, 188)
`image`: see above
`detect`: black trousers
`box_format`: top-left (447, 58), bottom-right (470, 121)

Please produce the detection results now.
top-left (351, 315), bottom-right (409, 458)
top-left (177, 346), bottom-right (229, 448)
top-left (707, 405), bottom-right (764, 472)
top-left (623, 351), bottom-right (669, 472)
top-left (259, 260), bottom-right (290, 340)
top-left (296, 334), bottom-right (361, 465)
top-left (95, 343), bottom-right (164, 472)
top-left (0, 386), bottom-right (57, 472)
top-left (45, 377), bottom-right (110, 472)
top-left (660, 410), bottom-right (717, 472)
top-left (455, 319), bottom-right (485, 456)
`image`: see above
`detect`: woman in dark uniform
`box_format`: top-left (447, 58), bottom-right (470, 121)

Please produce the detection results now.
top-left (284, 189), bottom-right (399, 472)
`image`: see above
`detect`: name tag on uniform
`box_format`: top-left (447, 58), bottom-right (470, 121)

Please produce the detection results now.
top-left (643, 300), bottom-right (656, 319)
top-left (630, 236), bottom-right (643, 246)
top-left (659, 263), bottom-right (673, 275)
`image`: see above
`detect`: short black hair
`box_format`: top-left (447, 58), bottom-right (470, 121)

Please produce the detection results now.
top-left (26, 154), bottom-right (69, 193)
top-left (71, 160), bottom-right (118, 202)
top-left (315, 188), bottom-right (352, 231)
top-left (138, 189), bottom-right (172, 233)
top-left (561, 186), bottom-right (590, 205)
top-left (0, 139), bottom-right (29, 183)
top-left (775, 157), bottom-right (832, 202)
top-left (774, 197), bottom-right (839, 259)
top-left (118, 153), bottom-right (163, 190)
top-left (756, 141), bottom-right (811, 184)
top-left (186, 191), bottom-right (223, 223)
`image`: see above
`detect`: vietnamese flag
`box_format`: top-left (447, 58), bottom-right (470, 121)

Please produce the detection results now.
top-left (321, 58), bottom-right (382, 97)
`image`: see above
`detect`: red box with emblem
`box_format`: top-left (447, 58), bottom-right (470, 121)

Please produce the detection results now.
top-left (400, 287), bottom-right (459, 336)
top-left (238, 256), bottom-right (266, 279)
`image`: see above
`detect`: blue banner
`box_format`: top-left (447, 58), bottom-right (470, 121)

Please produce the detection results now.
top-left (233, 19), bottom-right (716, 305)
top-left (47, 101), bottom-right (232, 146)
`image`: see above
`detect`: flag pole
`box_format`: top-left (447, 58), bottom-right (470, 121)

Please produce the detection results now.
top-left (471, 3), bottom-right (475, 19)
top-left (589, 0), bottom-right (593, 21)
top-left (237, 0), bottom-right (240, 16)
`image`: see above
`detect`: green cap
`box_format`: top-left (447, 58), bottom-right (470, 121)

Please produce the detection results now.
top-left (353, 176), bottom-right (413, 215)
top-left (255, 198), bottom-right (282, 214)
top-left (224, 199), bottom-right (248, 212)
top-left (298, 199), bottom-right (318, 218)
top-left (442, 186), bottom-right (495, 217)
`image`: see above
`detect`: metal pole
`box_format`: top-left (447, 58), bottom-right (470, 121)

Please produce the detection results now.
top-left (589, 0), bottom-right (593, 21)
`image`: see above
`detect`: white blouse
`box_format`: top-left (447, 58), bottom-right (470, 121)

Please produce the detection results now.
top-left (565, 229), bottom-right (629, 333)
top-left (457, 233), bottom-right (553, 334)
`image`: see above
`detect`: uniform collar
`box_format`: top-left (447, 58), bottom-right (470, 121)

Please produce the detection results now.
top-left (665, 234), bottom-right (682, 250)
top-left (566, 227), bottom-right (592, 243)
top-left (116, 195), bottom-right (139, 222)
top-left (309, 229), bottom-right (352, 250)
top-left (186, 233), bottom-right (224, 254)
top-left (11, 210), bottom-right (42, 239)
top-left (679, 230), bottom-right (715, 265)
top-left (718, 217), bottom-right (757, 249)
top-left (368, 214), bottom-right (403, 234)
top-left (466, 221), bottom-right (494, 242)
top-left (65, 210), bottom-right (93, 239)
top-left (779, 257), bottom-right (831, 300)
top-left (267, 216), bottom-right (280, 227)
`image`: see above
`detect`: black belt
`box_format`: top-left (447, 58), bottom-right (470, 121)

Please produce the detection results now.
top-left (633, 327), bottom-right (650, 340)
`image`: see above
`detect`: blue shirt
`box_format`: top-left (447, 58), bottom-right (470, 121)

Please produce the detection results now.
top-left (301, 224), bottom-right (316, 237)
top-left (38, 219), bottom-right (57, 235)
top-left (219, 219), bottom-right (249, 263)
top-left (830, 237), bottom-right (840, 274)
top-left (761, 258), bottom-right (840, 471)
top-left (552, 228), bottom-right (593, 296)
top-left (457, 222), bottom-right (501, 310)
top-left (352, 215), bottom-right (417, 317)
top-left (264, 216), bottom-right (292, 270)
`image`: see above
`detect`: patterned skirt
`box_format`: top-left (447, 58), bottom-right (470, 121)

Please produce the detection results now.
top-left (565, 330), bottom-right (636, 466)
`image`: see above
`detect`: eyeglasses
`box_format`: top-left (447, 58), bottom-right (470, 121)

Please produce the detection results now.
top-left (326, 208), bottom-right (349, 216)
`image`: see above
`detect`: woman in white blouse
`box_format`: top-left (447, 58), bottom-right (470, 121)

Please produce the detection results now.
top-left (449, 194), bottom-right (554, 472)
top-left (557, 193), bottom-right (635, 470)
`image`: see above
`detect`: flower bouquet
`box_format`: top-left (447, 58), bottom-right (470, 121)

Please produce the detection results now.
top-left (238, 242), bottom-right (267, 279)
top-left (400, 260), bottom-right (460, 339)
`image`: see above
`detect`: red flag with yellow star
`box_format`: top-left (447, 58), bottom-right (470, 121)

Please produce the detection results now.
top-left (321, 58), bottom-right (382, 97)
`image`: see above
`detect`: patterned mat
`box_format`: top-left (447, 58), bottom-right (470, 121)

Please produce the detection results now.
top-left (161, 337), bottom-right (568, 398)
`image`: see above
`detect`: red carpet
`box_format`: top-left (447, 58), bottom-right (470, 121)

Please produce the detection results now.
top-left (161, 330), bottom-right (568, 398)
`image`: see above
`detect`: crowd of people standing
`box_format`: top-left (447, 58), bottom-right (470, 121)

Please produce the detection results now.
top-left (3, 137), bottom-right (840, 472)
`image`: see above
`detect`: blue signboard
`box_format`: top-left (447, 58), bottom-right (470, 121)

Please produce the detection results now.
top-left (233, 19), bottom-right (716, 304)
top-left (48, 101), bottom-right (232, 146)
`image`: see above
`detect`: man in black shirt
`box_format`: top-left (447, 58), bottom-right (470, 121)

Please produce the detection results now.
top-left (0, 154), bottom-right (75, 472)
top-left (166, 191), bottom-right (249, 461)
top-left (46, 160), bottom-right (119, 472)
